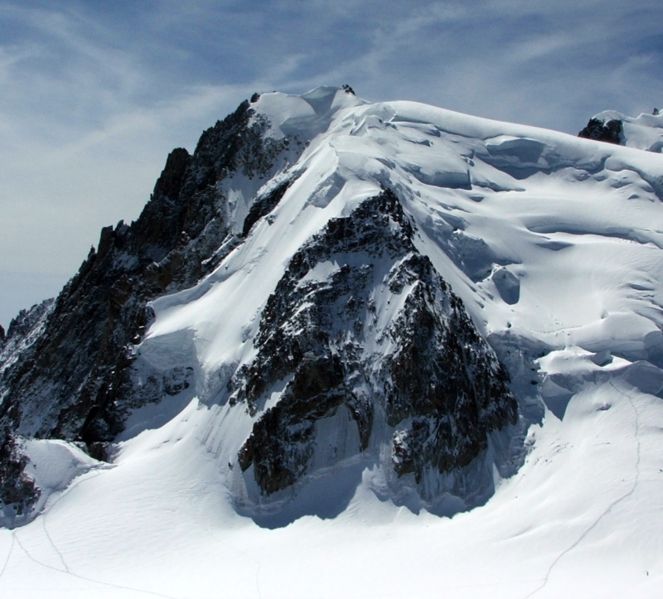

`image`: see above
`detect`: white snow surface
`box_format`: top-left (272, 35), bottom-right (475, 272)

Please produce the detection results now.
top-left (2, 87), bottom-right (663, 597)
top-left (22, 439), bottom-right (107, 512)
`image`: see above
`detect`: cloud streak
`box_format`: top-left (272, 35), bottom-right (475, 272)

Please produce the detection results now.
top-left (1, 0), bottom-right (662, 325)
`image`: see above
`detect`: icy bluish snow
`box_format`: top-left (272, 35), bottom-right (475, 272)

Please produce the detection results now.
top-left (1, 88), bottom-right (663, 598)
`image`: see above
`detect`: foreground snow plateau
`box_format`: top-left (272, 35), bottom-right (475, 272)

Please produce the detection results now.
top-left (1, 87), bottom-right (662, 597)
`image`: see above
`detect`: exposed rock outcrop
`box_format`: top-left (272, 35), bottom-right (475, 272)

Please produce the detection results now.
top-left (0, 430), bottom-right (39, 525)
top-left (0, 299), bottom-right (54, 385)
top-left (231, 190), bottom-right (517, 496)
top-left (578, 117), bottom-right (623, 145)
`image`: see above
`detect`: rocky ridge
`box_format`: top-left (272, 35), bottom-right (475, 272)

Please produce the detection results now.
top-left (231, 189), bottom-right (516, 499)
top-left (0, 96), bottom-right (299, 524)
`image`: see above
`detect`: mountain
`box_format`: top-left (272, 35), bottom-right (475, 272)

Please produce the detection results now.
top-left (1, 86), bottom-right (662, 597)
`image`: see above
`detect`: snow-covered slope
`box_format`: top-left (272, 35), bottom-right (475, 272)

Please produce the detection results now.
top-left (1, 87), bottom-right (662, 597)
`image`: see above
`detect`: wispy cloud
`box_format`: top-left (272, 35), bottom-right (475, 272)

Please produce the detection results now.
top-left (1, 0), bottom-right (662, 325)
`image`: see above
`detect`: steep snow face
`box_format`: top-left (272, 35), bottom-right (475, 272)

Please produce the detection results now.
top-left (1, 87), bottom-right (663, 597)
top-left (251, 86), bottom-right (366, 141)
top-left (144, 92), bottom-right (663, 380)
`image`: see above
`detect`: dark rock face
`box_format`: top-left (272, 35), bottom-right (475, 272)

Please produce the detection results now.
top-left (4, 300), bottom-right (53, 342)
top-left (0, 98), bottom-right (294, 516)
top-left (241, 180), bottom-right (291, 237)
top-left (578, 118), bottom-right (623, 145)
top-left (0, 430), bottom-right (39, 523)
top-left (231, 190), bottom-right (517, 495)
top-left (0, 300), bottom-right (54, 387)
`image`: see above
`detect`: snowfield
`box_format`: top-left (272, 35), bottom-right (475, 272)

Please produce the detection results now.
top-left (1, 87), bottom-right (662, 598)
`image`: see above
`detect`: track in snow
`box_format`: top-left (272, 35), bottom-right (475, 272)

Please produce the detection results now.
top-left (525, 381), bottom-right (643, 598)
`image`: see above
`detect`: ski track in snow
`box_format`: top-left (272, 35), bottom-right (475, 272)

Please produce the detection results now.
top-left (33, 469), bottom-right (104, 576)
top-left (7, 469), bottom-right (181, 599)
top-left (41, 516), bottom-right (70, 573)
top-left (524, 381), bottom-right (643, 598)
top-left (13, 530), bottom-right (181, 599)
top-left (0, 531), bottom-right (15, 580)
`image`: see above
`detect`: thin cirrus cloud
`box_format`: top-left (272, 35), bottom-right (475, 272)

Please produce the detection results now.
top-left (0, 0), bottom-right (662, 326)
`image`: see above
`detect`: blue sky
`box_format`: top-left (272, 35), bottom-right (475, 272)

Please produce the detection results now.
top-left (1, 0), bottom-right (662, 327)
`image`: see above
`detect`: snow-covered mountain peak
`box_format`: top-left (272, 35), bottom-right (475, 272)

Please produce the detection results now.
top-left (1, 89), bottom-right (663, 597)
top-left (136, 93), bottom-right (663, 521)
top-left (250, 84), bottom-right (365, 141)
